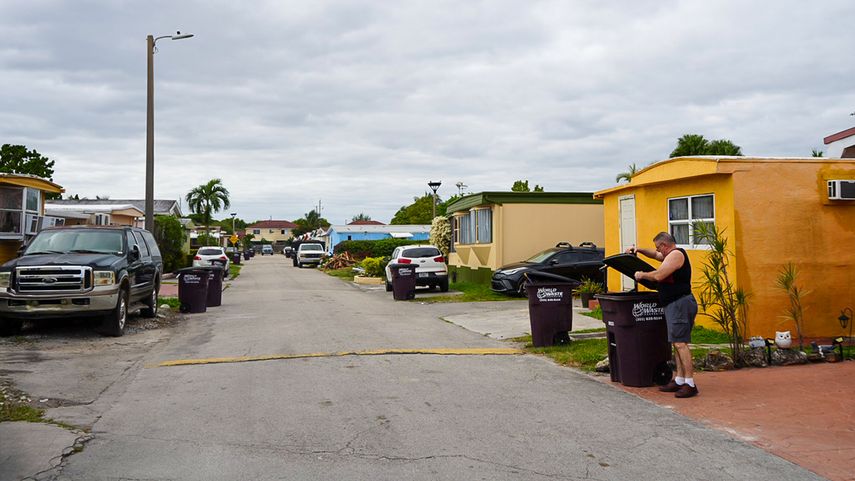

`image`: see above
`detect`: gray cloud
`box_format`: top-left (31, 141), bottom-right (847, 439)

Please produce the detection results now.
top-left (1, 0), bottom-right (853, 223)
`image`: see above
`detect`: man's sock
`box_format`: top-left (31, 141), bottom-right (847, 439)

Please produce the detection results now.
top-left (675, 376), bottom-right (686, 385)
top-left (684, 377), bottom-right (695, 387)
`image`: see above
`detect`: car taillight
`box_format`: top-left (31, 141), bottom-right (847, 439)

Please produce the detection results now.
top-left (434, 256), bottom-right (444, 263)
top-left (220, 256), bottom-right (228, 261)
top-left (193, 255), bottom-right (201, 260)
top-left (398, 258), bottom-right (412, 264)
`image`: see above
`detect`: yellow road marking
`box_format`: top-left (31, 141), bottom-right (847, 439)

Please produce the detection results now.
top-left (154, 348), bottom-right (524, 368)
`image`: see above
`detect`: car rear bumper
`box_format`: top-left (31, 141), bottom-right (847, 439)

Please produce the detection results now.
top-left (414, 271), bottom-right (448, 286)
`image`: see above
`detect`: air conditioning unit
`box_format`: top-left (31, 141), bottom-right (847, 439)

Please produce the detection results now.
top-left (827, 180), bottom-right (855, 200)
top-left (40, 216), bottom-right (65, 229)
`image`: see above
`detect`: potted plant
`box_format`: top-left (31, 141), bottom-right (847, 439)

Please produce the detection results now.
top-left (576, 277), bottom-right (604, 309)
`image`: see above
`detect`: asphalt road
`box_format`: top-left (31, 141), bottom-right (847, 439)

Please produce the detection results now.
top-left (6, 256), bottom-right (826, 480)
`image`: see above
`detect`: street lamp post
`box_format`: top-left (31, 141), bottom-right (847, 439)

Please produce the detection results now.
top-left (428, 180), bottom-right (442, 219)
top-left (145, 31), bottom-right (194, 231)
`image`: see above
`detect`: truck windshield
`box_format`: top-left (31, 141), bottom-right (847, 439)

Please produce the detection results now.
top-left (300, 244), bottom-right (323, 251)
top-left (26, 230), bottom-right (124, 255)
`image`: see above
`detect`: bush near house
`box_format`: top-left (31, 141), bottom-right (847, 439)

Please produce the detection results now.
top-left (334, 239), bottom-right (422, 258)
top-left (360, 257), bottom-right (387, 277)
top-left (153, 215), bottom-right (187, 273)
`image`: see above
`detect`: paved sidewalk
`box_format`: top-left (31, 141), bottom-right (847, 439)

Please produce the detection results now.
top-left (596, 360), bottom-right (855, 481)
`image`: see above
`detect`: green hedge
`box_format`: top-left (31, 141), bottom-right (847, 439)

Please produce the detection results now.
top-left (334, 239), bottom-right (422, 258)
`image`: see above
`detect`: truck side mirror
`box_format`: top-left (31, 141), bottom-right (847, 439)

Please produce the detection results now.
top-left (129, 244), bottom-right (141, 261)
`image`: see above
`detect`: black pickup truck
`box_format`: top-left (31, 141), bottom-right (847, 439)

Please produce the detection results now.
top-left (0, 226), bottom-right (163, 337)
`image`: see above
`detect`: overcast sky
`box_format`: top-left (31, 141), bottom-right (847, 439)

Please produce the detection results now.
top-left (2, 0), bottom-right (854, 224)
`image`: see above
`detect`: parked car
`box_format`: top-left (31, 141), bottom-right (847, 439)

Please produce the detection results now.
top-left (491, 242), bottom-right (604, 297)
top-left (384, 245), bottom-right (448, 292)
top-left (194, 246), bottom-right (230, 276)
top-left (295, 242), bottom-right (326, 267)
top-left (261, 244), bottom-right (274, 255)
top-left (0, 226), bottom-right (163, 337)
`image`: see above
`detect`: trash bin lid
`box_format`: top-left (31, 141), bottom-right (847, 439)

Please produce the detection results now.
top-left (523, 271), bottom-right (580, 285)
top-left (602, 253), bottom-right (658, 290)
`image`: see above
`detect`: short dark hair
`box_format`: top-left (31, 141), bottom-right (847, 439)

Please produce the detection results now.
top-left (653, 232), bottom-right (676, 245)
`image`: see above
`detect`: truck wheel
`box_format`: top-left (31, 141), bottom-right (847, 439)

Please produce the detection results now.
top-left (0, 318), bottom-right (23, 337)
top-left (100, 288), bottom-right (128, 337)
top-left (141, 283), bottom-right (159, 318)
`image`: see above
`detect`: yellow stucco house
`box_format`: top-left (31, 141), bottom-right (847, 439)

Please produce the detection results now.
top-left (447, 192), bottom-right (604, 283)
top-left (245, 220), bottom-right (297, 244)
top-left (594, 156), bottom-right (855, 338)
top-left (0, 174), bottom-right (64, 263)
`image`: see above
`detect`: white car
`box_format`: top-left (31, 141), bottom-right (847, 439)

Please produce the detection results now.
top-left (193, 246), bottom-right (230, 277)
top-left (384, 245), bottom-right (448, 292)
top-left (295, 243), bottom-right (326, 267)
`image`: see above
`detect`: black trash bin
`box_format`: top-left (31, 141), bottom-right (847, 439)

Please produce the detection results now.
top-left (597, 254), bottom-right (672, 387)
top-left (177, 267), bottom-right (210, 314)
top-left (243, 250), bottom-right (250, 260)
top-left (524, 271), bottom-right (579, 347)
top-left (389, 263), bottom-right (417, 300)
top-left (206, 265), bottom-right (224, 307)
top-left (232, 252), bottom-right (241, 265)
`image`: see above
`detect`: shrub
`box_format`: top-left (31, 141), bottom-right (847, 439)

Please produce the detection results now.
top-left (153, 215), bottom-right (188, 273)
top-left (334, 239), bottom-right (422, 258)
top-left (360, 256), bottom-right (387, 277)
top-left (430, 217), bottom-right (451, 258)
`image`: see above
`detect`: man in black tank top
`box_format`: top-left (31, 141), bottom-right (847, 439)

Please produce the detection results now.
top-left (627, 232), bottom-right (699, 398)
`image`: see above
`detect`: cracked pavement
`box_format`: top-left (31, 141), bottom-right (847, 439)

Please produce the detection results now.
top-left (2, 256), bottom-right (827, 480)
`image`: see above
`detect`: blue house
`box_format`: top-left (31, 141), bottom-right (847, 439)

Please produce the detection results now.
top-left (322, 223), bottom-right (431, 254)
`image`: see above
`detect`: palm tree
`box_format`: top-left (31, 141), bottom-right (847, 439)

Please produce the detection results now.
top-left (811, 148), bottom-right (824, 157)
top-left (185, 179), bottom-right (230, 246)
top-left (615, 163), bottom-right (638, 183)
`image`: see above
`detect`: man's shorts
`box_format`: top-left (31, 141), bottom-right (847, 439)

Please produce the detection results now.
top-left (664, 294), bottom-right (698, 343)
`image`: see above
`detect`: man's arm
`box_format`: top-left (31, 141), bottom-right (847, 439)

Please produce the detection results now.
top-left (635, 249), bottom-right (684, 282)
top-left (626, 245), bottom-right (664, 262)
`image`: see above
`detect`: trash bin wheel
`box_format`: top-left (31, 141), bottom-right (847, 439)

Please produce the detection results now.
top-left (180, 302), bottom-right (191, 313)
top-left (653, 361), bottom-right (673, 386)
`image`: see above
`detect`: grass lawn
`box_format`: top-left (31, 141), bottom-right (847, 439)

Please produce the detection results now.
top-left (0, 385), bottom-right (78, 430)
top-left (159, 296), bottom-right (181, 310)
top-left (229, 264), bottom-right (242, 279)
top-left (419, 281), bottom-right (519, 303)
top-left (324, 267), bottom-right (357, 281)
top-left (512, 325), bottom-right (735, 371)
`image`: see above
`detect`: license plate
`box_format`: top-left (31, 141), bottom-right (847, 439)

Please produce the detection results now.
top-left (418, 273), bottom-right (429, 278)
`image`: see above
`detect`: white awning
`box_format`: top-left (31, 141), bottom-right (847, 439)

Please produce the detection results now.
top-left (389, 232), bottom-right (413, 238)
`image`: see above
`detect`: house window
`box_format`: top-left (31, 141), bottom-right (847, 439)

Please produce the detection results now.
top-left (458, 214), bottom-right (472, 244)
top-left (0, 186), bottom-right (43, 238)
top-left (281, 229), bottom-right (286, 235)
top-left (455, 208), bottom-right (493, 245)
top-left (347, 235), bottom-right (352, 241)
top-left (253, 229), bottom-right (260, 235)
top-left (668, 194), bottom-right (714, 248)
top-left (475, 208), bottom-right (492, 244)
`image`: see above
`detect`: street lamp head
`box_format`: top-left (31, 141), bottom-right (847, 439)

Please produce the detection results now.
top-left (230, 212), bottom-right (237, 217)
top-left (428, 180), bottom-right (442, 193)
top-left (172, 31), bottom-right (194, 40)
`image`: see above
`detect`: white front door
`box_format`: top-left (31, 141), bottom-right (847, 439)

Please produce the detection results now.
top-left (619, 195), bottom-right (636, 291)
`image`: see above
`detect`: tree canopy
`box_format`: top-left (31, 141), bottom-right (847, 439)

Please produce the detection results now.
top-left (669, 134), bottom-right (743, 157)
top-left (511, 180), bottom-right (544, 192)
top-left (185, 179), bottom-right (231, 246)
top-left (351, 213), bottom-right (372, 222)
top-left (390, 193), bottom-right (460, 224)
top-left (0, 144), bottom-right (56, 180)
top-left (291, 209), bottom-right (330, 237)
top-left (615, 163), bottom-right (638, 183)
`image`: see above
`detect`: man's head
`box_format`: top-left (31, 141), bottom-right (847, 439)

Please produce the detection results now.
top-left (653, 232), bottom-right (677, 255)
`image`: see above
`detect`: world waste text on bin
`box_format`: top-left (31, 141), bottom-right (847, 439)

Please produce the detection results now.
top-left (631, 301), bottom-right (664, 322)
top-left (182, 273), bottom-right (204, 285)
top-left (535, 287), bottom-right (566, 302)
